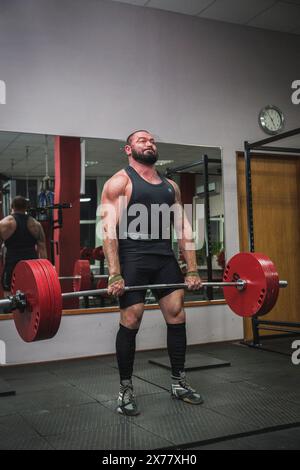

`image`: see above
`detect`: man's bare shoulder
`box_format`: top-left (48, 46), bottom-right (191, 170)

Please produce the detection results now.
top-left (107, 169), bottom-right (129, 184)
top-left (26, 216), bottom-right (44, 239)
top-left (0, 215), bottom-right (16, 239)
top-left (103, 170), bottom-right (129, 199)
top-left (0, 215), bottom-right (15, 226)
top-left (27, 215), bottom-right (41, 228)
top-left (166, 178), bottom-right (180, 197)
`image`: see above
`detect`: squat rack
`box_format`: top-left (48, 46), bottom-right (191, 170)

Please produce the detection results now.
top-left (166, 156), bottom-right (222, 301)
top-left (244, 127), bottom-right (300, 351)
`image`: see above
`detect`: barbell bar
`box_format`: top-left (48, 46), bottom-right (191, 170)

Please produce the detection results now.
top-left (61, 280), bottom-right (247, 299)
top-left (62, 279), bottom-right (287, 300)
top-left (1, 252), bottom-right (288, 343)
top-left (59, 275), bottom-right (108, 280)
top-left (0, 283), bottom-right (249, 310)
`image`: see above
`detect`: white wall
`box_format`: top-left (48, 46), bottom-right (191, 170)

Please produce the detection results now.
top-left (195, 174), bottom-right (224, 218)
top-left (0, 0), bottom-right (299, 362)
top-left (0, 304), bottom-right (240, 365)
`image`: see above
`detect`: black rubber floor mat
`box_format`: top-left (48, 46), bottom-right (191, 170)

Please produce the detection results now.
top-left (64, 372), bottom-right (162, 402)
top-left (207, 398), bottom-right (300, 429)
top-left (21, 402), bottom-right (127, 437)
top-left (0, 378), bottom-right (15, 397)
top-left (149, 352), bottom-right (230, 371)
top-left (243, 336), bottom-right (299, 356)
top-left (133, 362), bottom-right (231, 392)
top-left (45, 421), bottom-right (173, 450)
top-left (0, 434), bottom-right (54, 450)
top-left (127, 403), bottom-right (258, 447)
top-left (0, 384), bottom-right (95, 415)
top-left (0, 414), bottom-right (53, 450)
top-left (193, 425), bottom-right (300, 450)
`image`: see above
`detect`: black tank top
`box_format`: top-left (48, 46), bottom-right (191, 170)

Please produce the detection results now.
top-left (118, 165), bottom-right (176, 256)
top-left (4, 214), bottom-right (38, 263)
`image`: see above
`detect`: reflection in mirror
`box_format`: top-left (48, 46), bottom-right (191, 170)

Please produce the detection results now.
top-left (0, 132), bottom-right (55, 213)
top-left (0, 130), bottom-right (224, 307)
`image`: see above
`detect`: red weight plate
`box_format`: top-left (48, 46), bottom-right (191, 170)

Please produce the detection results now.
top-left (44, 262), bottom-right (62, 336)
top-left (44, 259), bottom-right (62, 335)
top-left (37, 259), bottom-right (62, 339)
top-left (80, 247), bottom-right (93, 260)
top-left (252, 254), bottom-right (279, 316)
top-left (30, 260), bottom-right (54, 340)
top-left (73, 260), bottom-right (92, 292)
top-left (11, 260), bottom-right (53, 342)
top-left (222, 252), bottom-right (279, 318)
top-left (93, 246), bottom-right (105, 261)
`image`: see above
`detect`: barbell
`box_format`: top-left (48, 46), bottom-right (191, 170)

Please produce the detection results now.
top-left (0, 252), bottom-right (287, 343)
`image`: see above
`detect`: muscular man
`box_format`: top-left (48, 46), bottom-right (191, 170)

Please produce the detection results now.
top-left (101, 130), bottom-right (203, 416)
top-left (0, 195), bottom-right (47, 298)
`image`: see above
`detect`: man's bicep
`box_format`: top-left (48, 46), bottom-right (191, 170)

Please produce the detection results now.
top-left (0, 220), bottom-right (6, 239)
top-left (100, 177), bottom-right (127, 227)
top-left (167, 179), bottom-right (182, 204)
top-left (100, 185), bottom-right (118, 229)
top-left (169, 181), bottom-right (194, 242)
top-left (101, 176), bottom-right (126, 204)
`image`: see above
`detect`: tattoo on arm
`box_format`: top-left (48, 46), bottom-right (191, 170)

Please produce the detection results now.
top-left (37, 224), bottom-right (46, 242)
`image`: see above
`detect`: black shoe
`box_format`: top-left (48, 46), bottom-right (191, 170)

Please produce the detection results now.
top-left (117, 379), bottom-right (140, 416)
top-left (171, 372), bottom-right (204, 405)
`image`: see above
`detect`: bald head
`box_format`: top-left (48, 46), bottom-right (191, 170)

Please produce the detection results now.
top-left (125, 130), bottom-right (158, 166)
top-left (11, 195), bottom-right (29, 212)
top-left (126, 130), bottom-right (151, 146)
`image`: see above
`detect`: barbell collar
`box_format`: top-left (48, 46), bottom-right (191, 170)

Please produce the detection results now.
top-left (279, 281), bottom-right (288, 288)
top-left (0, 291), bottom-right (27, 313)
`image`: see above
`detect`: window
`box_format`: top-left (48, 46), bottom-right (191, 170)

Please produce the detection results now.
top-left (80, 179), bottom-right (97, 221)
top-left (16, 179), bottom-right (38, 207)
top-left (80, 179), bottom-right (97, 248)
top-left (80, 221), bottom-right (96, 248)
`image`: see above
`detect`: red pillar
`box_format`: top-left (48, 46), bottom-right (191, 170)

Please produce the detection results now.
top-left (0, 189), bottom-right (3, 298)
top-left (54, 136), bottom-right (81, 308)
top-left (180, 173), bottom-right (196, 222)
top-left (178, 173), bottom-right (196, 263)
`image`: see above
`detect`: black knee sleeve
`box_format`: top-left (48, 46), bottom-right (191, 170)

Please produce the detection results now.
top-left (116, 324), bottom-right (139, 381)
top-left (167, 322), bottom-right (186, 378)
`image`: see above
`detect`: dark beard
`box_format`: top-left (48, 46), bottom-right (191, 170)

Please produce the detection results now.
top-left (131, 149), bottom-right (158, 166)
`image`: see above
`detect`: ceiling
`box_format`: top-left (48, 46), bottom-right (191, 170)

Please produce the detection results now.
top-left (0, 131), bottom-right (222, 179)
top-left (109, 0), bottom-right (300, 35)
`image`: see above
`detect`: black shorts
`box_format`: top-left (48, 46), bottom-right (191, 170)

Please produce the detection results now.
top-left (1, 254), bottom-right (38, 291)
top-left (1, 262), bottom-right (17, 291)
top-left (119, 253), bottom-right (184, 309)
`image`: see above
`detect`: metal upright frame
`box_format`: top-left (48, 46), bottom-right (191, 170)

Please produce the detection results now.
top-left (243, 127), bottom-right (300, 351)
top-left (166, 156), bottom-right (221, 300)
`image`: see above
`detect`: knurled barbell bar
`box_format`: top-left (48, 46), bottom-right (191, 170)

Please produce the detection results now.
top-left (59, 275), bottom-right (108, 280)
top-left (0, 252), bottom-right (287, 343)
